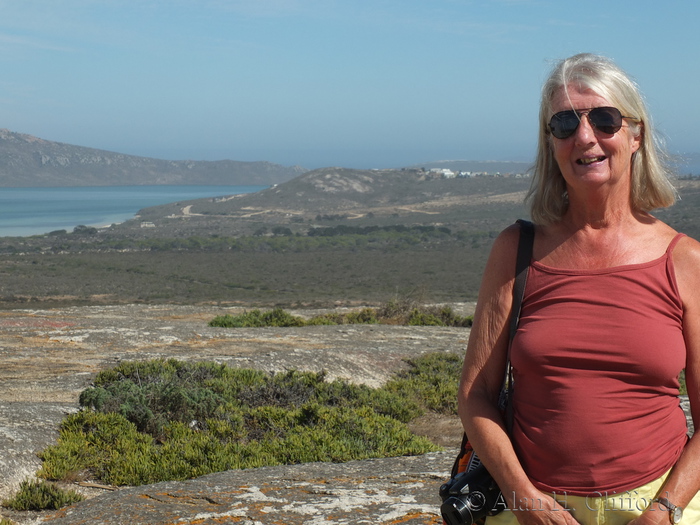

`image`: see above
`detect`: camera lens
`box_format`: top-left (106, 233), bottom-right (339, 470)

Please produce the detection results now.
top-left (440, 492), bottom-right (487, 525)
top-left (439, 464), bottom-right (503, 524)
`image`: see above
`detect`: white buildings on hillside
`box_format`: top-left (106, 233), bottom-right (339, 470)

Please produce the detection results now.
top-left (427, 168), bottom-right (529, 179)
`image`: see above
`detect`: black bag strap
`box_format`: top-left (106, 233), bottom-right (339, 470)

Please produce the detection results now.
top-left (449, 219), bottom-right (534, 477)
top-left (509, 219), bottom-right (534, 344)
top-left (503, 219), bottom-right (534, 434)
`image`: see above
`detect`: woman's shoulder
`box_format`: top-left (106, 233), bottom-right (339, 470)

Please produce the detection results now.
top-left (666, 228), bottom-right (700, 309)
top-left (671, 232), bottom-right (700, 268)
top-left (479, 222), bottom-right (527, 287)
top-left (489, 221), bottom-right (526, 259)
top-left (496, 220), bottom-right (533, 242)
top-left (626, 219), bottom-right (695, 265)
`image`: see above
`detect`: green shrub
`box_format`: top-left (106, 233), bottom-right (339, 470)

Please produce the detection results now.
top-left (80, 359), bottom-right (267, 438)
top-left (375, 299), bottom-right (473, 327)
top-left (407, 306), bottom-right (472, 327)
top-left (35, 354), bottom-right (459, 488)
top-left (303, 313), bottom-right (341, 325)
top-left (209, 303), bottom-right (472, 328)
top-left (270, 404), bottom-right (434, 464)
top-left (385, 352), bottom-right (463, 414)
top-left (238, 370), bottom-right (319, 409)
top-left (39, 404), bottom-right (434, 486)
top-left (90, 358), bottom-right (234, 387)
top-left (375, 298), bottom-right (420, 324)
top-left (2, 480), bottom-right (83, 511)
top-left (209, 308), bottom-right (305, 328)
top-left (314, 378), bottom-right (422, 423)
top-left (344, 308), bottom-right (379, 324)
top-left (407, 308), bottom-right (445, 326)
top-left (260, 308), bottom-right (306, 327)
top-left (436, 306), bottom-right (473, 327)
top-left (38, 411), bottom-right (155, 483)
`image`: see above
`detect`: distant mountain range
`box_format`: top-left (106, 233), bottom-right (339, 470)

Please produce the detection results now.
top-left (3, 127), bottom-right (693, 189)
top-left (0, 129), bottom-right (307, 187)
top-left (0, 129), bottom-right (538, 188)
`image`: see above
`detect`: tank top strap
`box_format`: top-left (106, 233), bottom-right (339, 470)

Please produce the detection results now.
top-left (666, 233), bottom-right (686, 255)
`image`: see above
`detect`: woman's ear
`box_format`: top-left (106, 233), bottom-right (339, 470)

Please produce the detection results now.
top-left (630, 122), bottom-right (643, 154)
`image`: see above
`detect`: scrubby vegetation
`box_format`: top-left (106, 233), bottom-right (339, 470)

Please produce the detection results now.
top-left (2, 480), bottom-right (83, 511)
top-left (0, 224), bottom-right (485, 256)
top-left (33, 353), bottom-right (461, 489)
top-left (384, 352), bottom-right (463, 414)
top-left (0, 236), bottom-right (493, 307)
top-left (209, 301), bottom-right (473, 328)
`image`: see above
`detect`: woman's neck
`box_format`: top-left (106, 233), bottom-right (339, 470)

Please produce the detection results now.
top-left (563, 183), bottom-right (635, 231)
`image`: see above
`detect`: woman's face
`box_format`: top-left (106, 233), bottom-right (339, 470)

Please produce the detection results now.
top-left (549, 85), bottom-right (640, 198)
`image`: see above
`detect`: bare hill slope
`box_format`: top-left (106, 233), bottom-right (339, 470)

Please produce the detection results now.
top-left (0, 129), bottom-right (306, 187)
top-left (122, 168), bottom-right (532, 237)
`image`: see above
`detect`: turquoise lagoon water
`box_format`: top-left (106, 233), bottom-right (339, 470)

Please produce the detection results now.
top-left (0, 185), bottom-right (267, 237)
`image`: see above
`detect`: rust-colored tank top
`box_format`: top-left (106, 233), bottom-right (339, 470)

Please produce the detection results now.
top-left (511, 233), bottom-right (688, 496)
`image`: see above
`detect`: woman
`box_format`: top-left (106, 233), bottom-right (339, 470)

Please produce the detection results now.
top-left (458, 53), bottom-right (700, 525)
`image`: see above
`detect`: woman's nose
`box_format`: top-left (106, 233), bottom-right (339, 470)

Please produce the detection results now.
top-left (574, 114), bottom-right (596, 144)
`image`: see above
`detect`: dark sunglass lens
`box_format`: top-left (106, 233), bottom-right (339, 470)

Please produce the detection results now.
top-left (549, 110), bottom-right (579, 139)
top-left (589, 107), bottom-right (623, 134)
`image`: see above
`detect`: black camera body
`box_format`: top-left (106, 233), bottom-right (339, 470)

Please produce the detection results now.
top-left (439, 464), bottom-right (504, 525)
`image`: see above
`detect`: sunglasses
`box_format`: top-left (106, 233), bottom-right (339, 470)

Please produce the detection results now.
top-left (547, 106), bottom-right (638, 139)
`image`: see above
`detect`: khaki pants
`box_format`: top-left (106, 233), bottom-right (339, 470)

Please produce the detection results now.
top-left (486, 470), bottom-right (700, 525)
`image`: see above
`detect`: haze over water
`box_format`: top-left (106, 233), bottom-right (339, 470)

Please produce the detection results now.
top-left (0, 185), bottom-right (266, 237)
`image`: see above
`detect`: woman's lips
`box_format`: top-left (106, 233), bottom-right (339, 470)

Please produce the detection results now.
top-left (577, 155), bottom-right (606, 165)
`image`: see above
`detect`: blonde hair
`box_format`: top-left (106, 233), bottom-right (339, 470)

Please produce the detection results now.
top-left (527, 53), bottom-right (676, 224)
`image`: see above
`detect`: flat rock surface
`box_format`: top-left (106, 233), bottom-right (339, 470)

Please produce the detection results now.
top-left (41, 453), bottom-right (453, 525)
top-left (0, 304), bottom-right (470, 524)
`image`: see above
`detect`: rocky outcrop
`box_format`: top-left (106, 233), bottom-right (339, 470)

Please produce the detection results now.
top-left (41, 453), bottom-right (452, 524)
top-left (0, 304), bottom-right (469, 524)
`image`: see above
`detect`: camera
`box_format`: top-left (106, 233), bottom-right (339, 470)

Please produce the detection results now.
top-left (439, 464), bottom-right (504, 525)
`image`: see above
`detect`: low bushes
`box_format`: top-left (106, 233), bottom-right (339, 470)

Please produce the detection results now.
top-left (385, 352), bottom-right (463, 414)
top-left (33, 354), bottom-right (461, 489)
top-left (2, 480), bottom-right (83, 511)
top-left (208, 307), bottom-right (308, 328)
top-left (209, 302), bottom-right (472, 328)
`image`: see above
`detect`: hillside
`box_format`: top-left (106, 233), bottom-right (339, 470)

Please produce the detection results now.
top-left (116, 167), bottom-right (532, 238)
top-left (0, 129), bottom-right (306, 187)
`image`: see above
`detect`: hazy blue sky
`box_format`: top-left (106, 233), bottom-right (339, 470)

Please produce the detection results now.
top-left (0, 1), bottom-right (697, 170)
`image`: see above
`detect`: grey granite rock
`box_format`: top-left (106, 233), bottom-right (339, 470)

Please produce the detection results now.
top-left (40, 452), bottom-right (453, 524)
